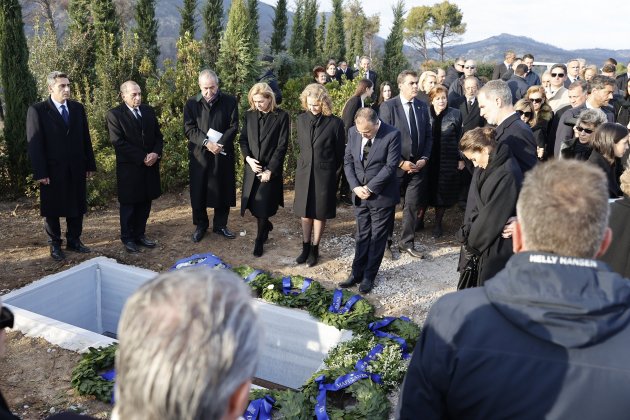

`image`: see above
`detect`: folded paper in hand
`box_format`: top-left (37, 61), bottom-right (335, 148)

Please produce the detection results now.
top-left (206, 128), bottom-right (226, 155)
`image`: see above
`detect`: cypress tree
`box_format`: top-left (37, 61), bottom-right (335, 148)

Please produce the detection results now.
top-left (315, 12), bottom-right (326, 60)
top-left (288, 0), bottom-right (304, 57)
top-left (179, 0), bottom-right (197, 38)
top-left (247, 0), bottom-right (260, 50)
top-left (92, 0), bottom-right (121, 53)
top-left (67, 0), bottom-right (96, 89)
top-left (215, 0), bottom-right (258, 100)
top-left (324, 0), bottom-right (345, 60)
top-left (202, 0), bottom-right (223, 67)
top-left (270, 0), bottom-right (288, 54)
top-left (302, 0), bottom-right (317, 58)
top-left (381, 0), bottom-right (408, 86)
top-left (0, 0), bottom-right (38, 194)
top-left (68, 0), bottom-right (92, 36)
top-left (135, 0), bottom-right (160, 69)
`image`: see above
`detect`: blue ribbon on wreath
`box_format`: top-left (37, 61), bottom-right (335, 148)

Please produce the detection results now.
top-left (327, 289), bottom-right (362, 314)
top-left (282, 276), bottom-right (312, 295)
top-left (170, 253), bottom-right (229, 270)
top-left (368, 316), bottom-right (412, 358)
top-left (100, 369), bottom-right (116, 404)
top-left (244, 269), bottom-right (264, 283)
top-left (244, 394), bottom-right (275, 420)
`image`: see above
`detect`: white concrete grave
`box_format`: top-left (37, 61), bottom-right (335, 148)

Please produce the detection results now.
top-left (2, 257), bottom-right (351, 389)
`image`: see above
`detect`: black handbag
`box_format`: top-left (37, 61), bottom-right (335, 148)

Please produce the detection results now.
top-left (457, 254), bottom-right (479, 290)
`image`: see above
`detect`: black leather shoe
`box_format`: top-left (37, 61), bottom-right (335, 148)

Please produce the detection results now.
top-left (339, 275), bottom-right (360, 288)
top-left (123, 241), bottom-right (140, 253)
top-left (192, 226), bottom-right (207, 243)
top-left (66, 241), bottom-right (91, 253)
top-left (50, 245), bottom-right (66, 261)
top-left (398, 245), bottom-right (425, 259)
top-left (136, 236), bottom-right (156, 248)
top-left (383, 244), bottom-right (394, 260)
top-left (213, 227), bottom-right (236, 239)
top-left (359, 278), bottom-right (374, 294)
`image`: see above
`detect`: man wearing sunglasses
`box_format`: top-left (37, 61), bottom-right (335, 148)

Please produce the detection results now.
top-left (0, 301), bottom-right (18, 419)
top-left (443, 57), bottom-right (465, 89)
top-left (546, 63), bottom-right (570, 112)
top-left (449, 60), bottom-right (482, 103)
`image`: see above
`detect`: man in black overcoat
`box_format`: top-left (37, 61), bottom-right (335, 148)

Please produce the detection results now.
top-left (378, 70), bottom-right (432, 259)
top-left (107, 81), bottom-right (163, 253)
top-left (339, 108), bottom-right (401, 293)
top-left (27, 71), bottom-right (96, 261)
top-left (184, 69), bottom-right (239, 243)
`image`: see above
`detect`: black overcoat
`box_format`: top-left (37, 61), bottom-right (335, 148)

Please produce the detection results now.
top-left (106, 104), bottom-right (163, 204)
top-left (424, 106), bottom-right (463, 207)
top-left (600, 196), bottom-right (630, 278)
top-left (239, 108), bottom-right (289, 218)
top-left (27, 98), bottom-right (96, 217)
top-left (293, 112), bottom-right (345, 219)
top-left (184, 92), bottom-right (238, 208)
top-left (341, 96), bottom-right (362, 136)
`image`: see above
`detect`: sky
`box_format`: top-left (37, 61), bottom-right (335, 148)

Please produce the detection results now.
top-left (260, 0), bottom-right (629, 52)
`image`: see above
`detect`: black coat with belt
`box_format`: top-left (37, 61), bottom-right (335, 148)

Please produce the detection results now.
top-left (239, 108), bottom-right (289, 218)
top-left (106, 104), bottom-right (163, 204)
top-left (27, 98), bottom-right (97, 217)
top-left (600, 196), bottom-right (630, 278)
top-left (293, 112), bottom-right (345, 219)
top-left (184, 91), bottom-right (238, 208)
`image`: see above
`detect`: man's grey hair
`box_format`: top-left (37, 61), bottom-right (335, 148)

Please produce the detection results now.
top-left (120, 80), bottom-right (140, 94)
top-left (199, 69), bottom-right (219, 84)
top-left (568, 80), bottom-right (588, 92)
top-left (47, 71), bottom-right (68, 88)
top-left (479, 80), bottom-right (512, 107)
top-left (516, 160), bottom-right (609, 258)
top-left (463, 75), bottom-right (479, 87)
top-left (113, 268), bottom-right (260, 420)
top-left (588, 75), bottom-right (615, 93)
top-left (354, 107), bottom-right (379, 124)
top-left (576, 108), bottom-right (607, 128)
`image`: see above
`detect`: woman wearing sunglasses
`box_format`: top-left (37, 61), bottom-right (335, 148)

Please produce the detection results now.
top-left (524, 86), bottom-right (554, 160)
top-left (0, 301), bottom-right (17, 419)
top-left (588, 123), bottom-right (630, 198)
top-left (560, 109), bottom-right (608, 160)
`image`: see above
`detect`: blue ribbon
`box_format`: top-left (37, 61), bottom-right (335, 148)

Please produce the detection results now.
top-left (99, 369), bottom-right (116, 404)
top-left (171, 253), bottom-right (228, 270)
top-left (282, 276), bottom-right (312, 296)
top-left (354, 344), bottom-right (384, 372)
top-left (327, 289), bottom-right (362, 314)
top-left (244, 395), bottom-right (275, 420)
top-left (244, 269), bottom-right (264, 283)
top-left (368, 317), bottom-right (412, 358)
top-left (314, 371), bottom-right (382, 420)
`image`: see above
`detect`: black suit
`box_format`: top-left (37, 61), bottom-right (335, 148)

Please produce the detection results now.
top-left (107, 103), bottom-right (163, 243)
top-left (344, 122), bottom-right (401, 283)
top-left (455, 97), bottom-right (485, 133)
top-left (27, 98), bottom-right (96, 246)
top-left (184, 91), bottom-right (238, 229)
top-left (492, 62), bottom-right (512, 81)
top-left (378, 96), bottom-right (433, 247)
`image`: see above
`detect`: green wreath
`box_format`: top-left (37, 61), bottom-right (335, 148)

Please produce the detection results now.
top-left (71, 345), bottom-right (117, 403)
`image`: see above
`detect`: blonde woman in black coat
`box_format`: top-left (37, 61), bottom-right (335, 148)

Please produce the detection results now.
top-left (240, 83), bottom-right (289, 257)
top-left (293, 84), bottom-right (345, 266)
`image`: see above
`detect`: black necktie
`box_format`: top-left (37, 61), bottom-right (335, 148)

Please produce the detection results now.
top-left (60, 104), bottom-right (69, 126)
top-left (408, 102), bottom-right (419, 158)
top-left (133, 108), bottom-right (142, 129)
top-left (362, 138), bottom-right (372, 166)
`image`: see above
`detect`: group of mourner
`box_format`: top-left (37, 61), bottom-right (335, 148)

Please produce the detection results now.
top-left (26, 53), bottom-right (630, 294)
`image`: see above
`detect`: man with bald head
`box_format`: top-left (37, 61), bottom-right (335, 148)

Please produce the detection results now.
top-left (107, 80), bottom-right (163, 253)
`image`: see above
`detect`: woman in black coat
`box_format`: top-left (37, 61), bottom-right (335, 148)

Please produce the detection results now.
top-left (294, 83), bottom-right (345, 267)
top-left (614, 82), bottom-right (630, 127)
top-left (341, 79), bottom-right (374, 135)
top-left (458, 127), bottom-right (523, 286)
top-left (588, 123), bottom-right (629, 199)
top-left (600, 166), bottom-right (630, 277)
top-left (525, 86), bottom-right (554, 160)
top-left (418, 85), bottom-right (463, 237)
top-left (240, 83), bottom-right (289, 257)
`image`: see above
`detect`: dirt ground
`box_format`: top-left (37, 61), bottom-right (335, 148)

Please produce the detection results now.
top-left (0, 187), bottom-right (463, 419)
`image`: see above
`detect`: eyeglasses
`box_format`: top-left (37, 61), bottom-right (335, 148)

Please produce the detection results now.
top-left (551, 73), bottom-right (565, 78)
top-left (530, 98), bottom-right (543, 104)
top-left (516, 110), bottom-right (533, 118)
top-left (464, 66), bottom-right (476, 69)
top-left (0, 306), bottom-right (14, 329)
top-left (575, 126), bottom-right (594, 134)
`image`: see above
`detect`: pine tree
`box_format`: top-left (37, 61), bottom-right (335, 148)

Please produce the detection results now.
top-left (215, 0), bottom-right (258, 100)
top-left (344, 0), bottom-right (365, 63)
top-left (0, 0), bottom-right (38, 194)
top-left (288, 0), bottom-right (304, 57)
top-left (68, 0), bottom-right (92, 36)
top-left (247, 0), bottom-right (260, 50)
top-left (179, 0), bottom-right (197, 38)
top-left (67, 0), bottom-right (96, 89)
top-left (302, 0), bottom-right (318, 58)
top-left (202, 0), bottom-right (223, 67)
top-left (135, 0), bottom-right (160, 69)
top-left (324, 0), bottom-right (345, 60)
top-left (92, 0), bottom-right (121, 53)
top-left (270, 0), bottom-right (288, 54)
top-left (381, 0), bottom-right (408, 86)
top-left (315, 12), bottom-right (326, 60)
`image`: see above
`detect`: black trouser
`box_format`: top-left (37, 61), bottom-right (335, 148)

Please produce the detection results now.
top-left (389, 169), bottom-right (426, 247)
top-left (351, 205), bottom-right (394, 283)
top-left (120, 201), bottom-right (152, 243)
top-left (45, 215), bottom-right (83, 246)
top-left (192, 206), bottom-right (229, 229)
